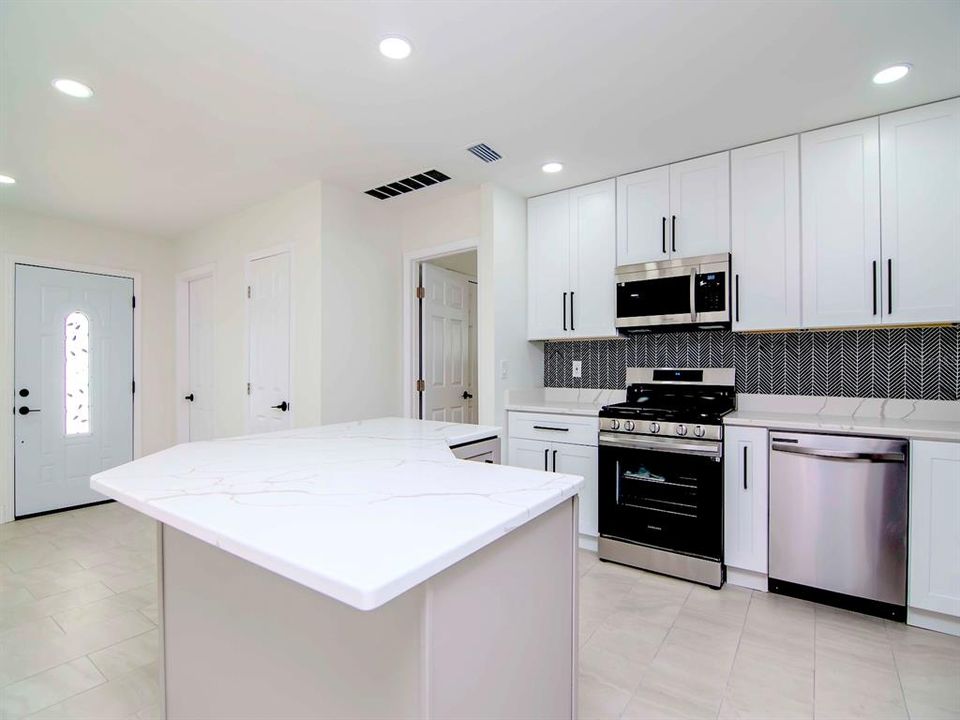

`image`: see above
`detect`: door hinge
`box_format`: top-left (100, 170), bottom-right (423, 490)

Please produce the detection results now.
top-left (247, 382), bottom-right (251, 395)
top-left (247, 286), bottom-right (251, 299)
top-left (415, 286), bottom-right (425, 300)
top-left (131, 295), bottom-right (136, 309)
top-left (416, 379), bottom-right (425, 392)
top-left (132, 380), bottom-right (136, 394)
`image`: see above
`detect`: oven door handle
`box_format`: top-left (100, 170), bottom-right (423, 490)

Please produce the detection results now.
top-left (600, 432), bottom-right (721, 458)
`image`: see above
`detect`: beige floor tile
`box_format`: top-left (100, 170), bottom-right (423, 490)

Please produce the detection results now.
top-left (100, 572), bottom-right (155, 595)
top-left (622, 679), bottom-right (721, 720)
top-left (88, 631), bottom-right (159, 680)
top-left (24, 663), bottom-right (161, 720)
top-left (585, 613), bottom-right (669, 665)
top-left (579, 643), bottom-right (647, 694)
top-left (0, 658), bottom-right (105, 719)
top-left (577, 672), bottom-right (632, 720)
top-left (0, 583), bottom-right (115, 635)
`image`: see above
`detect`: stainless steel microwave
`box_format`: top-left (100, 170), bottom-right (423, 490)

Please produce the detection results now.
top-left (615, 253), bottom-right (731, 332)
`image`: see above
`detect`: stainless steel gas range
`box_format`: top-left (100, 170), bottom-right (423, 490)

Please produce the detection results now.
top-left (597, 368), bottom-right (736, 588)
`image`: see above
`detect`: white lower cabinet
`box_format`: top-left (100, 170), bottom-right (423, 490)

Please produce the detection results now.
top-left (723, 426), bottom-right (769, 590)
top-left (507, 412), bottom-right (599, 546)
top-left (908, 440), bottom-right (960, 636)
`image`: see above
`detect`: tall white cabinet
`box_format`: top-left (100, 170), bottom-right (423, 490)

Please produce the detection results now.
top-left (731, 136), bottom-right (801, 331)
top-left (723, 426), bottom-right (769, 590)
top-left (880, 98), bottom-right (960, 325)
top-left (616, 152), bottom-right (730, 266)
top-left (801, 117), bottom-right (882, 328)
top-left (527, 179), bottom-right (616, 340)
top-left (908, 440), bottom-right (960, 636)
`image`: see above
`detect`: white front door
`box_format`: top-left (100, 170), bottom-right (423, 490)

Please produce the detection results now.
top-left (247, 252), bottom-right (292, 434)
top-left (14, 264), bottom-right (134, 517)
top-left (420, 263), bottom-right (471, 423)
top-left (186, 274), bottom-right (215, 441)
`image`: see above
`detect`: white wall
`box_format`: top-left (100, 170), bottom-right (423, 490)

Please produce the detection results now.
top-left (320, 183), bottom-right (402, 423)
top-left (400, 188), bottom-right (481, 254)
top-left (0, 207), bottom-right (176, 522)
top-left (174, 181), bottom-right (323, 437)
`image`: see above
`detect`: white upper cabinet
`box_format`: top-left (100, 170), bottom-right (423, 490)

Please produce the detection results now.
top-left (880, 98), bottom-right (960, 325)
top-left (527, 191), bottom-right (571, 340)
top-left (801, 117), bottom-right (881, 329)
top-left (616, 166), bottom-right (670, 266)
top-left (731, 136), bottom-right (801, 331)
top-left (668, 151), bottom-right (731, 259)
top-left (527, 180), bottom-right (617, 340)
top-left (568, 180), bottom-right (617, 338)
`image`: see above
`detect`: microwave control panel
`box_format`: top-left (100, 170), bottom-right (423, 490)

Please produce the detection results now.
top-left (695, 272), bottom-right (727, 312)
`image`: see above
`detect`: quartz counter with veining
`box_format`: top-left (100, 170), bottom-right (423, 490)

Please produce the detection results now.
top-left (91, 417), bottom-right (583, 611)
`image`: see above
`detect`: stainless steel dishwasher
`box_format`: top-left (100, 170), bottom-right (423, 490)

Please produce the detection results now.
top-left (769, 432), bottom-right (908, 621)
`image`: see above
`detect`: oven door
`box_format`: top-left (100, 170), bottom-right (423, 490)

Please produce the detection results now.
top-left (598, 433), bottom-right (723, 561)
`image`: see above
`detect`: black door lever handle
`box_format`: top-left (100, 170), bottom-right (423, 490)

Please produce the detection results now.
top-left (17, 406), bottom-right (40, 415)
top-left (184, 393), bottom-right (195, 402)
top-left (462, 391), bottom-right (474, 400)
top-left (271, 401), bottom-right (289, 412)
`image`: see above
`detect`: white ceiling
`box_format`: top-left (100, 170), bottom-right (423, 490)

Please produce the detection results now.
top-left (1, 0), bottom-right (958, 237)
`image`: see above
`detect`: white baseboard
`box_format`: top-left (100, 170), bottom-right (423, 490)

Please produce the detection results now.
top-left (726, 566), bottom-right (768, 592)
top-left (908, 607), bottom-right (960, 637)
top-left (578, 535), bottom-right (598, 552)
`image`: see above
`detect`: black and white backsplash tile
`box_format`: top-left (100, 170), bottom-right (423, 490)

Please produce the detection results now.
top-left (543, 326), bottom-right (960, 401)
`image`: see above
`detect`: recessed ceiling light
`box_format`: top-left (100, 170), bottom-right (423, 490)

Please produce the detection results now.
top-left (542, 162), bottom-right (563, 173)
top-left (52, 78), bottom-right (94, 98)
top-left (0, 174), bottom-right (16, 185)
top-left (873, 64), bottom-right (911, 85)
top-left (379, 36), bottom-right (412, 60)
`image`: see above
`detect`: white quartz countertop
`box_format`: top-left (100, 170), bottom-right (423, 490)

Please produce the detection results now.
top-left (725, 396), bottom-right (960, 442)
top-left (91, 418), bottom-right (583, 611)
top-left (505, 388), bottom-right (624, 417)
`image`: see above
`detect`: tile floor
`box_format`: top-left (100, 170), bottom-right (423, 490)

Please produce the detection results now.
top-left (1, 504), bottom-right (958, 719)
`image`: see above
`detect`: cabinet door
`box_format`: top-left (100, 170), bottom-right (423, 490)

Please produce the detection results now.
top-left (527, 191), bottom-right (571, 340)
top-left (669, 151), bottom-right (731, 259)
top-left (731, 136), bottom-right (801, 331)
top-left (568, 179), bottom-right (617, 339)
top-left (881, 98), bottom-right (960, 325)
top-left (507, 437), bottom-right (552, 472)
top-left (723, 426), bottom-right (768, 574)
top-left (553, 442), bottom-right (599, 538)
top-left (801, 118), bottom-right (881, 328)
top-left (616, 167), bottom-right (670, 265)
top-left (909, 440), bottom-right (960, 618)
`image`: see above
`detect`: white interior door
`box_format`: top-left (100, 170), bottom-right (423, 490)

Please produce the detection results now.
top-left (420, 263), bottom-right (471, 423)
top-left (186, 274), bottom-right (215, 441)
top-left (14, 264), bottom-right (133, 517)
top-left (247, 252), bottom-right (292, 434)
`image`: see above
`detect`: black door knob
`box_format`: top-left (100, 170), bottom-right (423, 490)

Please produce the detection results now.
top-left (271, 401), bottom-right (289, 412)
top-left (462, 391), bottom-right (474, 400)
top-left (17, 406), bottom-right (39, 415)
top-left (184, 393), bottom-right (195, 402)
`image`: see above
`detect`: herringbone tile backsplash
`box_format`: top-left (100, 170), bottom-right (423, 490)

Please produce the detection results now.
top-left (543, 326), bottom-right (960, 401)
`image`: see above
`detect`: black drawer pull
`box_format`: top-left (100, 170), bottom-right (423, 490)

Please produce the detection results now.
top-left (533, 425), bottom-right (569, 432)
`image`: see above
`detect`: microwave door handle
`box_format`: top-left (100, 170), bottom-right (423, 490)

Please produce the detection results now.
top-left (689, 268), bottom-right (697, 322)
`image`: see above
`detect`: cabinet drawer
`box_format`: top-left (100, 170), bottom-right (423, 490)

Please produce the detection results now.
top-left (508, 412), bottom-right (599, 447)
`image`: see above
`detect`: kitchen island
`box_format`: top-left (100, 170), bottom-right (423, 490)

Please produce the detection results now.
top-left (91, 418), bottom-right (583, 720)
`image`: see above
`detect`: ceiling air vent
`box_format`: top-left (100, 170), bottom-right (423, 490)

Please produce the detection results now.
top-left (466, 142), bottom-right (502, 163)
top-left (364, 169), bottom-right (451, 200)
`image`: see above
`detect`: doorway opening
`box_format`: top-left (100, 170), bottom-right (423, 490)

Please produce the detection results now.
top-left (409, 248), bottom-right (479, 424)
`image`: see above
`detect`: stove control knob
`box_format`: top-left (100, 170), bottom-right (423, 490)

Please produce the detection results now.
top-left (609, 419), bottom-right (620, 430)
top-left (649, 422), bottom-right (661, 434)
top-left (676, 424), bottom-right (688, 436)
top-left (624, 420), bottom-right (635, 431)
top-left (693, 425), bottom-right (706, 438)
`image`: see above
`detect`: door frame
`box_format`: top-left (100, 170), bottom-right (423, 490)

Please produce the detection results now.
top-left (175, 264), bottom-right (216, 443)
top-left (243, 245), bottom-right (295, 434)
top-left (2, 254), bottom-right (142, 524)
top-left (401, 238), bottom-right (479, 420)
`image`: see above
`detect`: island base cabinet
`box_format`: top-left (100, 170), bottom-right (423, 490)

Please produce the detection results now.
top-left (158, 499), bottom-right (578, 719)
top-left (908, 440), bottom-right (960, 637)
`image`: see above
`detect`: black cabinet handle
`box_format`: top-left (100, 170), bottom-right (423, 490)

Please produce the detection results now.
top-left (570, 291), bottom-right (575, 332)
top-left (743, 446), bottom-right (748, 490)
top-left (562, 292), bottom-right (567, 331)
top-left (544, 448), bottom-right (549, 471)
top-left (17, 406), bottom-right (40, 415)
top-left (671, 215), bottom-right (677, 253)
top-left (533, 425), bottom-right (569, 432)
top-left (661, 216), bottom-right (667, 254)
top-left (552, 449), bottom-right (558, 472)
top-left (735, 274), bottom-right (740, 323)
top-left (271, 401), bottom-right (289, 412)
top-left (872, 261), bottom-right (878, 316)
top-left (887, 258), bottom-right (893, 315)
top-left (184, 393), bottom-right (195, 402)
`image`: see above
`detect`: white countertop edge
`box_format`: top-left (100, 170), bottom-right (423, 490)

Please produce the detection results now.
top-left (724, 413), bottom-right (960, 443)
top-left (92, 473), bottom-right (582, 611)
top-left (505, 403), bottom-right (604, 417)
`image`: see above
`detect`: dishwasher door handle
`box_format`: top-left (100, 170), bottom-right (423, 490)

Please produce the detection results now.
top-left (771, 443), bottom-right (905, 464)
